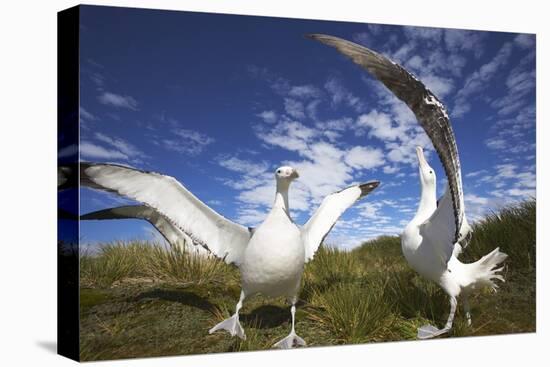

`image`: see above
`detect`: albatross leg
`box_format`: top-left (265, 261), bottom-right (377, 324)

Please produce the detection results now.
top-left (463, 296), bottom-right (472, 326)
top-left (273, 297), bottom-right (306, 349)
top-left (209, 290), bottom-right (246, 340)
top-left (418, 296), bottom-right (457, 339)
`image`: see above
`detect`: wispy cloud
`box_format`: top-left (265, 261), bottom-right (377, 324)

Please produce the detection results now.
top-left (284, 98), bottom-right (306, 119)
top-left (288, 84), bottom-right (322, 99)
top-left (514, 34), bottom-right (535, 49)
top-left (80, 141), bottom-right (129, 160)
top-left (452, 42), bottom-right (514, 117)
top-left (80, 133), bottom-right (148, 164)
top-left (344, 146), bottom-right (385, 170)
top-left (94, 132), bottom-right (148, 160)
top-left (324, 77), bottom-right (363, 112)
top-left (80, 107), bottom-right (97, 121)
top-left (98, 91), bottom-right (139, 110)
top-left (257, 110), bottom-right (277, 124)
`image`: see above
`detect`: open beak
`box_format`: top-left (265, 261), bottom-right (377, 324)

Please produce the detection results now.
top-left (416, 146), bottom-right (428, 168)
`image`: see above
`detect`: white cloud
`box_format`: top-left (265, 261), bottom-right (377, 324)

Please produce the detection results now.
top-left (383, 165), bottom-right (400, 174)
top-left (94, 132), bottom-right (147, 159)
top-left (324, 77), bottom-right (363, 112)
top-left (97, 91), bottom-right (138, 110)
top-left (464, 193), bottom-right (489, 205)
top-left (452, 42), bottom-right (514, 117)
top-left (357, 110), bottom-right (404, 141)
top-left (289, 142), bottom-right (353, 203)
top-left (80, 107), bottom-right (96, 121)
top-left (485, 137), bottom-right (507, 150)
top-left (256, 120), bottom-right (316, 152)
top-left (465, 169), bottom-right (487, 178)
top-left (391, 43), bottom-right (416, 64)
top-left (305, 99), bottom-right (322, 120)
top-left (162, 128), bottom-right (214, 156)
top-left (406, 55), bottom-right (424, 70)
top-left (490, 61), bottom-right (535, 116)
top-left (356, 202), bottom-right (383, 219)
top-left (284, 98), bottom-right (306, 119)
top-left (80, 141), bottom-right (128, 160)
top-left (403, 26), bottom-right (443, 43)
top-left (344, 146), bottom-right (385, 170)
top-left (218, 156), bottom-right (270, 177)
top-left (288, 85), bottom-right (321, 99)
top-left (495, 163), bottom-right (517, 178)
top-left (444, 29), bottom-right (486, 58)
top-left (237, 182), bottom-right (277, 209)
top-left (514, 34), bottom-right (535, 49)
top-left (257, 110), bottom-right (277, 124)
top-left (420, 74), bottom-right (454, 97)
top-left (89, 72), bottom-right (105, 88)
top-left (80, 132), bottom-right (148, 163)
top-left (351, 26), bottom-right (385, 48)
top-left (315, 117), bottom-right (354, 131)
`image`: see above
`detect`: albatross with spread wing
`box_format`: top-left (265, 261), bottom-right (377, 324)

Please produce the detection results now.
top-left (81, 162), bottom-right (379, 347)
top-left (309, 34), bottom-right (507, 339)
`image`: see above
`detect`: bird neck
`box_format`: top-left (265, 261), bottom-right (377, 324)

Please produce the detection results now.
top-left (274, 181), bottom-right (290, 214)
top-left (413, 182), bottom-right (437, 225)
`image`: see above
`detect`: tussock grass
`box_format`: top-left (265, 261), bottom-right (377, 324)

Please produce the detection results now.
top-left (306, 281), bottom-right (394, 344)
top-left (79, 199), bottom-right (536, 360)
top-left (353, 235), bottom-right (404, 271)
top-left (302, 245), bottom-right (364, 300)
top-left (80, 241), bottom-right (233, 288)
top-left (80, 242), bottom-right (151, 288)
top-left (463, 199), bottom-right (536, 273)
top-left (384, 270), bottom-right (449, 322)
top-left (144, 244), bottom-right (230, 286)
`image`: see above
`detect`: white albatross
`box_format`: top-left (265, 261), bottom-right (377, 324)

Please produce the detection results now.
top-left (80, 162), bottom-right (379, 348)
top-left (308, 34), bottom-right (508, 339)
top-left (405, 147), bottom-right (507, 338)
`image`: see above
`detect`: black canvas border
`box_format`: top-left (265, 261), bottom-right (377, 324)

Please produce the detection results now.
top-left (57, 5), bottom-right (80, 362)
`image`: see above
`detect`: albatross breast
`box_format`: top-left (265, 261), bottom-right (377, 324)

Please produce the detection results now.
top-left (241, 208), bottom-right (304, 298)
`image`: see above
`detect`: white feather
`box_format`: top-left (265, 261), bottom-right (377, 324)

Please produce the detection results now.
top-left (303, 185), bottom-right (365, 262)
top-left (83, 164), bottom-right (250, 265)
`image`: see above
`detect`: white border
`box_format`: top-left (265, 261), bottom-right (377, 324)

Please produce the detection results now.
top-left (0, 1), bottom-right (546, 366)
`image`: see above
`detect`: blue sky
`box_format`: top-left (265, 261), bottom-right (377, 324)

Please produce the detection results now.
top-left (79, 5), bottom-right (536, 249)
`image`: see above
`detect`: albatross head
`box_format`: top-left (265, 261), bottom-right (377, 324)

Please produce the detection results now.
top-left (416, 146), bottom-right (436, 190)
top-left (275, 166), bottom-right (299, 183)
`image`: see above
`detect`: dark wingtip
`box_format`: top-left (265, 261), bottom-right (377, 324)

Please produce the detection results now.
top-left (305, 33), bottom-right (321, 40)
top-left (359, 180), bottom-right (380, 197)
top-left (305, 34), bottom-right (338, 45)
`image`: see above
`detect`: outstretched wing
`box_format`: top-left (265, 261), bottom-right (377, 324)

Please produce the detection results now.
top-left (302, 181), bottom-right (379, 262)
top-left (80, 163), bottom-right (251, 265)
top-left (419, 185), bottom-right (456, 265)
top-left (309, 34), bottom-right (464, 243)
top-left (81, 205), bottom-right (195, 252)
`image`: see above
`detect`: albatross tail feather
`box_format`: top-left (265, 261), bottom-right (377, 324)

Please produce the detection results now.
top-left (466, 247), bottom-right (508, 292)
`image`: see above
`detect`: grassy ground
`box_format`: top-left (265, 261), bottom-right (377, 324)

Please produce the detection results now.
top-left (79, 199), bottom-right (536, 361)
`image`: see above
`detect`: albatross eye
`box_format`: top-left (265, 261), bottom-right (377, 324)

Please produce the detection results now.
top-left (429, 170), bottom-right (433, 174)
top-left (277, 169), bottom-right (281, 174)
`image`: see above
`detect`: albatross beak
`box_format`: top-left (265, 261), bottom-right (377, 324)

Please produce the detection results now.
top-left (291, 169), bottom-right (299, 179)
top-left (416, 146), bottom-right (428, 168)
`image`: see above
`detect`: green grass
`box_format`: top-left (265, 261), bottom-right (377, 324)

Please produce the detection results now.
top-left (306, 281), bottom-right (395, 344)
top-left (79, 199), bottom-right (536, 360)
top-left (80, 241), bottom-right (151, 288)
